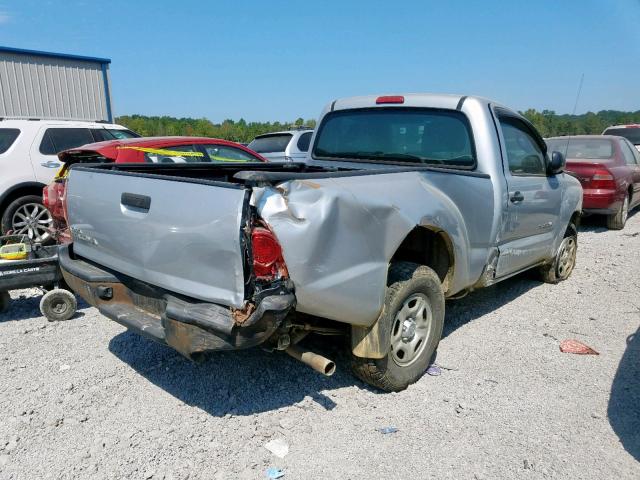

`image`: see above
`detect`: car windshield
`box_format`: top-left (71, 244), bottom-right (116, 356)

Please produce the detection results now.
top-left (603, 127), bottom-right (640, 145)
top-left (248, 134), bottom-right (292, 153)
top-left (313, 108), bottom-right (475, 167)
top-left (546, 138), bottom-right (613, 160)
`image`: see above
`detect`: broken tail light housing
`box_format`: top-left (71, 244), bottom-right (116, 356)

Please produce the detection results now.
top-left (43, 180), bottom-right (66, 221)
top-left (251, 226), bottom-right (288, 280)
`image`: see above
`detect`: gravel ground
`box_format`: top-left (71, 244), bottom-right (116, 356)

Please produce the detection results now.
top-left (1, 213), bottom-right (639, 480)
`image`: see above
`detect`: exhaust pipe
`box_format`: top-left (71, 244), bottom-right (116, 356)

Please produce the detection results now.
top-left (285, 345), bottom-right (336, 376)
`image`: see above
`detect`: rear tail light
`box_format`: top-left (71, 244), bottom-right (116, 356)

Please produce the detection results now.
top-left (42, 180), bottom-right (68, 222)
top-left (590, 169), bottom-right (615, 189)
top-left (251, 226), bottom-right (287, 280)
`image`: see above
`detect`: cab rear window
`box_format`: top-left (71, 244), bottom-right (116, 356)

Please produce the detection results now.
top-left (0, 128), bottom-right (20, 154)
top-left (313, 108), bottom-right (476, 168)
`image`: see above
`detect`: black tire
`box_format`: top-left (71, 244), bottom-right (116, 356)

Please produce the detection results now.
top-left (1, 195), bottom-right (54, 244)
top-left (540, 225), bottom-right (577, 284)
top-left (39, 289), bottom-right (77, 322)
top-left (0, 291), bottom-right (10, 314)
top-left (351, 262), bottom-right (445, 392)
top-left (607, 195), bottom-right (629, 230)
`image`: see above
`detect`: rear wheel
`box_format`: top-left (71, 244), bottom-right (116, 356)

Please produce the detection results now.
top-left (351, 262), bottom-right (445, 392)
top-left (1, 195), bottom-right (53, 243)
top-left (607, 195), bottom-right (629, 230)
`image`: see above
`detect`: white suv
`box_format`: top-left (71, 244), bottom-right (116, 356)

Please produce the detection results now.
top-left (248, 128), bottom-right (313, 162)
top-left (602, 124), bottom-right (640, 152)
top-left (0, 119), bottom-right (137, 242)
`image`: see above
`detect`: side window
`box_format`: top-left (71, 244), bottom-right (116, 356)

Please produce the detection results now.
top-left (39, 130), bottom-right (56, 155)
top-left (620, 140), bottom-right (638, 165)
top-left (39, 128), bottom-right (95, 155)
top-left (203, 145), bottom-right (259, 162)
top-left (143, 144), bottom-right (203, 163)
top-left (91, 129), bottom-right (115, 142)
top-left (0, 128), bottom-right (20, 154)
top-left (91, 129), bottom-right (139, 142)
top-left (499, 117), bottom-right (547, 175)
top-left (296, 132), bottom-right (313, 152)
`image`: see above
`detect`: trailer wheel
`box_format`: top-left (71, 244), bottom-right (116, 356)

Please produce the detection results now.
top-left (40, 289), bottom-right (77, 322)
top-left (0, 291), bottom-right (10, 314)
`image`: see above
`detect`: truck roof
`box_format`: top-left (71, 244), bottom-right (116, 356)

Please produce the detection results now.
top-left (328, 93), bottom-right (496, 112)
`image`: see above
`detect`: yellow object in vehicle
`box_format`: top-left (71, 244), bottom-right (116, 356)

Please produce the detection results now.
top-left (117, 146), bottom-right (205, 157)
top-left (0, 243), bottom-right (28, 260)
top-left (210, 155), bottom-right (249, 163)
top-left (55, 163), bottom-right (69, 179)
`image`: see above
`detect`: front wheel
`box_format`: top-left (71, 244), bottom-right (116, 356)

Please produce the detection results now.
top-left (540, 227), bottom-right (577, 284)
top-left (351, 262), bottom-right (445, 392)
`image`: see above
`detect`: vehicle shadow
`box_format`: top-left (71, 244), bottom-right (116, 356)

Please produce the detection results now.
top-left (108, 330), bottom-right (365, 417)
top-left (579, 209), bottom-right (639, 234)
top-left (578, 214), bottom-right (609, 233)
top-left (608, 326), bottom-right (640, 462)
top-left (108, 273), bottom-right (542, 416)
top-left (443, 272), bottom-right (541, 338)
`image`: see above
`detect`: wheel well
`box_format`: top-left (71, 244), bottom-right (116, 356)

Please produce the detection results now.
top-left (390, 226), bottom-right (454, 292)
top-left (0, 184), bottom-right (46, 218)
top-left (629, 186), bottom-right (634, 202)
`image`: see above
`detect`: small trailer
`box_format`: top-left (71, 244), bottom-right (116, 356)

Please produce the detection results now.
top-left (0, 235), bottom-right (76, 321)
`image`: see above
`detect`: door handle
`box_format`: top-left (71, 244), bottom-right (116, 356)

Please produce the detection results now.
top-left (40, 161), bottom-right (61, 168)
top-left (510, 191), bottom-right (524, 203)
top-left (121, 192), bottom-right (151, 211)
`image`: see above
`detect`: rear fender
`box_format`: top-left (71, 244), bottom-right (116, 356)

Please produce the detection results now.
top-left (254, 171), bottom-right (478, 331)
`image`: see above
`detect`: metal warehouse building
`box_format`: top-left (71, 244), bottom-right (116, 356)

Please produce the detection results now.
top-left (0, 46), bottom-right (113, 122)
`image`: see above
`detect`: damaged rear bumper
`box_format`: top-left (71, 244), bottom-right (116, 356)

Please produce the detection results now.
top-left (58, 245), bottom-right (295, 359)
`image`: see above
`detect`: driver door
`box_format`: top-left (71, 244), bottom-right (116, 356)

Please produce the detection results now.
top-left (494, 112), bottom-right (562, 276)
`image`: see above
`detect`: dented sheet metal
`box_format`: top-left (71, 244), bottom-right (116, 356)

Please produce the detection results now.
top-left (254, 170), bottom-right (495, 327)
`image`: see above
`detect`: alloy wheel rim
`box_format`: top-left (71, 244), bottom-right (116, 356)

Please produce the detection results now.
top-left (11, 203), bottom-right (53, 243)
top-left (390, 293), bottom-right (432, 367)
top-left (622, 196), bottom-right (629, 223)
top-left (557, 236), bottom-right (577, 279)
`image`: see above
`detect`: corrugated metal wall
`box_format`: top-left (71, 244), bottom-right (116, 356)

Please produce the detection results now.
top-left (0, 51), bottom-right (111, 121)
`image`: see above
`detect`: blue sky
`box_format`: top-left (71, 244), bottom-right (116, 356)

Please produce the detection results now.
top-left (1, 0), bottom-right (639, 122)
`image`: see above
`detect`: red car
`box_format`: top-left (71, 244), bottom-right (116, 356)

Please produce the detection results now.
top-left (43, 137), bottom-right (267, 242)
top-left (546, 135), bottom-right (640, 229)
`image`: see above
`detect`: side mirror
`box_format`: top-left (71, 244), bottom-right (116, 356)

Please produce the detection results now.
top-left (548, 151), bottom-right (566, 175)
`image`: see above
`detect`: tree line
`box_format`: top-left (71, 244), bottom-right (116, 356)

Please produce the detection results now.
top-left (115, 115), bottom-right (316, 143)
top-left (116, 109), bottom-right (640, 142)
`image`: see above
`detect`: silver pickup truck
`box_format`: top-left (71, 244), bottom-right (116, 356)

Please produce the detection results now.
top-left (59, 94), bottom-right (582, 391)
